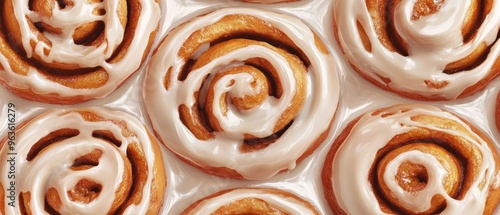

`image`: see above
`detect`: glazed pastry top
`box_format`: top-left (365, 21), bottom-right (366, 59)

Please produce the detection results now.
top-left (330, 104), bottom-right (500, 214)
top-left (0, 0), bottom-right (160, 97)
top-left (144, 7), bottom-right (339, 180)
top-left (334, 0), bottom-right (500, 99)
top-left (0, 108), bottom-right (159, 214)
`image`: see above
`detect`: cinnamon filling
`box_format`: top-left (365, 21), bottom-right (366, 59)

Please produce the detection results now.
top-left (411, 0), bottom-right (444, 20)
top-left (27, 128), bottom-right (80, 161)
top-left (67, 179), bottom-right (103, 204)
top-left (395, 162), bottom-right (429, 192)
top-left (369, 124), bottom-right (474, 215)
top-left (71, 149), bottom-right (103, 170)
top-left (172, 15), bottom-right (310, 152)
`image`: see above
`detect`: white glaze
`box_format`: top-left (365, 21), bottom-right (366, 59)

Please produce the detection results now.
top-left (334, 0), bottom-right (500, 99)
top-left (185, 188), bottom-right (317, 214)
top-left (383, 150), bottom-right (448, 213)
top-left (0, 0), bottom-right (160, 98)
top-left (330, 104), bottom-right (500, 214)
top-left (0, 108), bottom-right (161, 215)
top-left (144, 7), bottom-right (339, 180)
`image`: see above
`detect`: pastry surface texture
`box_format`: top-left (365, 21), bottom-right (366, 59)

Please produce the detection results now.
top-left (144, 7), bottom-right (339, 180)
top-left (181, 188), bottom-right (320, 214)
top-left (333, 0), bottom-right (500, 100)
top-left (0, 0), bottom-right (161, 104)
top-left (0, 108), bottom-right (166, 214)
top-left (322, 104), bottom-right (500, 215)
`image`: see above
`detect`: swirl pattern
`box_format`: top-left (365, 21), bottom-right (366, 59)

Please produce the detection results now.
top-left (0, 108), bottom-right (166, 214)
top-left (0, 0), bottom-right (160, 104)
top-left (334, 0), bottom-right (500, 100)
top-left (322, 104), bottom-right (500, 215)
top-left (144, 8), bottom-right (339, 180)
top-left (181, 188), bottom-right (320, 214)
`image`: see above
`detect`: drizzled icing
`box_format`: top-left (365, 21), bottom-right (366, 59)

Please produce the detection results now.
top-left (185, 188), bottom-right (317, 214)
top-left (334, 0), bottom-right (500, 99)
top-left (0, 0), bottom-right (160, 98)
top-left (331, 104), bottom-right (500, 214)
top-left (0, 108), bottom-right (161, 215)
top-left (144, 8), bottom-right (339, 180)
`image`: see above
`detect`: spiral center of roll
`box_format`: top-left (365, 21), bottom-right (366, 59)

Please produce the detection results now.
top-left (411, 0), bottom-right (444, 20)
top-left (377, 143), bottom-right (461, 214)
top-left (177, 38), bottom-right (307, 143)
top-left (67, 179), bottom-right (103, 203)
top-left (394, 0), bottom-right (465, 49)
top-left (395, 162), bottom-right (429, 192)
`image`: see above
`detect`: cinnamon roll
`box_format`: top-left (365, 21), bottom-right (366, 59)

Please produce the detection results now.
top-left (333, 0), bottom-right (500, 100)
top-left (0, 108), bottom-right (166, 214)
top-left (322, 104), bottom-right (500, 214)
top-left (0, 0), bottom-right (161, 104)
top-left (144, 8), bottom-right (339, 180)
top-left (181, 188), bottom-right (320, 214)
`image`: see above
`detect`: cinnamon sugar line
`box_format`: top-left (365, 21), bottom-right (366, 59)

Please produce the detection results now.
top-left (331, 104), bottom-right (500, 214)
top-left (0, 0), bottom-right (160, 98)
top-left (144, 7), bottom-right (340, 180)
top-left (0, 108), bottom-right (161, 214)
top-left (334, 0), bottom-right (500, 99)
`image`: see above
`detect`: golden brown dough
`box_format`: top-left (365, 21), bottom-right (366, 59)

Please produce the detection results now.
top-left (181, 188), bottom-right (320, 214)
top-left (0, 0), bottom-right (160, 104)
top-left (0, 108), bottom-right (166, 214)
top-left (144, 7), bottom-right (339, 180)
top-left (333, 0), bottom-right (500, 100)
top-left (322, 104), bottom-right (500, 215)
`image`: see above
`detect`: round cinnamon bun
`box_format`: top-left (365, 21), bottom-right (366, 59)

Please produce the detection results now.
top-left (0, 108), bottom-right (166, 214)
top-left (181, 188), bottom-right (320, 214)
top-left (333, 0), bottom-right (500, 100)
top-left (144, 8), bottom-right (339, 180)
top-left (0, 0), bottom-right (161, 104)
top-left (322, 104), bottom-right (500, 215)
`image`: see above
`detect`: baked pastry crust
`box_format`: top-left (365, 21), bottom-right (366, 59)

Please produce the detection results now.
top-left (144, 8), bottom-right (339, 180)
top-left (333, 0), bottom-right (500, 100)
top-left (181, 188), bottom-right (320, 214)
top-left (0, 0), bottom-right (160, 104)
top-left (0, 108), bottom-right (166, 214)
top-left (322, 104), bottom-right (500, 215)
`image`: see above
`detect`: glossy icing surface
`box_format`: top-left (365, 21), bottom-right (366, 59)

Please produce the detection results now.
top-left (0, 108), bottom-right (159, 214)
top-left (1, 0), bottom-right (500, 214)
top-left (0, 0), bottom-right (160, 98)
top-left (334, 0), bottom-right (500, 99)
top-left (144, 7), bottom-right (339, 180)
top-left (330, 104), bottom-right (500, 214)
